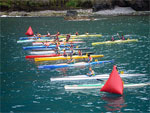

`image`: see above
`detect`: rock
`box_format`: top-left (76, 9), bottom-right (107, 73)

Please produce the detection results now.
top-left (129, 0), bottom-right (150, 11)
top-left (66, 10), bottom-right (78, 17)
top-left (92, 0), bottom-right (150, 11)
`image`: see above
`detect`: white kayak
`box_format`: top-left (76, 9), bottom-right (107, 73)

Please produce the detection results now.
top-left (29, 50), bottom-right (78, 55)
top-left (64, 83), bottom-right (150, 90)
top-left (50, 74), bottom-right (146, 81)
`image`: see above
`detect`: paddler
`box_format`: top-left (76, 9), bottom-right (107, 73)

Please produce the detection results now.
top-left (121, 35), bottom-right (125, 40)
top-left (70, 47), bottom-right (75, 56)
top-left (57, 32), bottom-right (60, 35)
top-left (87, 54), bottom-right (93, 63)
top-left (111, 36), bottom-right (115, 41)
top-left (75, 32), bottom-right (79, 36)
top-left (67, 55), bottom-right (75, 64)
top-left (55, 35), bottom-right (60, 42)
top-left (66, 34), bottom-right (71, 42)
top-left (63, 49), bottom-right (67, 57)
top-left (47, 32), bottom-right (51, 37)
top-left (55, 44), bottom-right (61, 55)
top-left (78, 50), bottom-right (82, 56)
top-left (85, 32), bottom-right (89, 35)
top-left (87, 67), bottom-right (95, 77)
top-left (44, 41), bottom-right (50, 47)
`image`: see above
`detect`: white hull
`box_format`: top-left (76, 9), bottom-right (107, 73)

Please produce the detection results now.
top-left (50, 74), bottom-right (146, 81)
top-left (65, 83), bottom-right (150, 90)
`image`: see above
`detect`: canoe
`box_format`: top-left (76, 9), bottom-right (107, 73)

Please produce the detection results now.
top-left (23, 44), bottom-right (76, 50)
top-left (59, 34), bottom-right (102, 38)
top-left (92, 39), bottom-right (138, 45)
top-left (64, 83), bottom-right (150, 89)
top-left (51, 74), bottom-right (145, 81)
top-left (32, 41), bottom-right (85, 46)
top-left (39, 60), bottom-right (113, 69)
top-left (34, 54), bottom-right (104, 62)
top-left (26, 52), bottom-right (94, 58)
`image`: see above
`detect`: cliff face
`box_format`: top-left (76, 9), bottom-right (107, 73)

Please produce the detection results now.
top-left (93, 0), bottom-right (150, 11)
top-left (0, 0), bottom-right (149, 12)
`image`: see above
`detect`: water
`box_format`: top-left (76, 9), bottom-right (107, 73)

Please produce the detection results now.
top-left (1, 16), bottom-right (150, 112)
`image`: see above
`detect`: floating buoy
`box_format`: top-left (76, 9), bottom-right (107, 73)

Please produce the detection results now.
top-left (100, 65), bottom-right (124, 95)
top-left (25, 26), bottom-right (34, 36)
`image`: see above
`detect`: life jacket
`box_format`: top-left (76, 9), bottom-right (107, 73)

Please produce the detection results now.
top-left (75, 32), bottom-right (79, 35)
top-left (88, 57), bottom-right (92, 62)
top-left (78, 50), bottom-right (82, 55)
top-left (63, 51), bottom-right (67, 56)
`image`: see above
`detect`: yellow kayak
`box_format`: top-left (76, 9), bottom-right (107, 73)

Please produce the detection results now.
top-left (92, 39), bottom-right (138, 46)
top-left (59, 34), bottom-right (102, 38)
top-left (34, 55), bottom-right (104, 62)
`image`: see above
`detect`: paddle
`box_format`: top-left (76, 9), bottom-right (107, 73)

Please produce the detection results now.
top-left (96, 79), bottom-right (105, 82)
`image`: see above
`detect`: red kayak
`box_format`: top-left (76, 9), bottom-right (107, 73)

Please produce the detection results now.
top-left (25, 54), bottom-right (61, 59)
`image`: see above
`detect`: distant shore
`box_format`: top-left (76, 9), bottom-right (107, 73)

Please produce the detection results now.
top-left (0, 7), bottom-right (150, 17)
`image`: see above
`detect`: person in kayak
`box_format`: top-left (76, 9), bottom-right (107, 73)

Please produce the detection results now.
top-left (55, 35), bottom-right (59, 42)
top-left (63, 49), bottom-right (67, 57)
top-left (85, 32), bottom-right (89, 35)
top-left (75, 32), bottom-right (79, 36)
top-left (111, 36), bottom-right (115, 41)
top-left (70, 47), bottom-right (75, 56)
top-left (87, 67), bottom-right (95, 77)
top-left (87, 54), bottom-right (93, 63)
top-left (43, 41), bottom-right (50, 47)
top-left (121, 35), bottom-right (125, 40)
top-left (67, 55), bottom-right (75, 64)
top-left (55, 44), bottom-right (61, 55)
top-left (57, 32), bottom-right (60, 35)
top-left (78, 50), bottom-right (82, 56)
top-left (47, 32), bottom-right (51, 37)
top-left (66, 34), bottom-right (71, 42)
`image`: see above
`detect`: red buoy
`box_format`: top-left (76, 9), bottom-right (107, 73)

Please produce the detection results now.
top-left (100, 65), bottom-right (124, 95)
top-left (25, 26), bottom-right (34, 36)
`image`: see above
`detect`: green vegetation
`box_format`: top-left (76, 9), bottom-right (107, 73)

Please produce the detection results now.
top-left (0, 0), bottom-right (93, 11)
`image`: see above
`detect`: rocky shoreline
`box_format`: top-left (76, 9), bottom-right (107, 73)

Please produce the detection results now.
top-left (0, 7), bottom-right (149, 17)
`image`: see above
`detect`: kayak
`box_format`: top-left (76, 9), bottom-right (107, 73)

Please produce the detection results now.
top-left (39, 60), bottom-right (113, 69)
top-left (26, 52), bottom-right (94, 58)
top-left (34, 54), bottom-right (104, 62)
top-left (50, 74), bottom-right (145, 81)
top-left (23, 44), bottom-right (76, 50)
top-left (29, 50), bottom-right (78, 55)
top-left (17, 38), bottom-right (82, 43)
top-left (92, 39), bottom-right (138, 45)
top-left (64, 83), bottom-right (150, 90)
top-left (30, 47), bottom-right (93, 51)
top-left (32, 41), bottom-right (85, 46)
top-left (20, 36), bottom-right (51, 40)
top-left (59, 34), bottom-right (102, 38)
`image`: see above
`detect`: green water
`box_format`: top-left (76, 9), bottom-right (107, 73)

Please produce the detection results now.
top-left (1, 16), bottom-right (150, 112)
